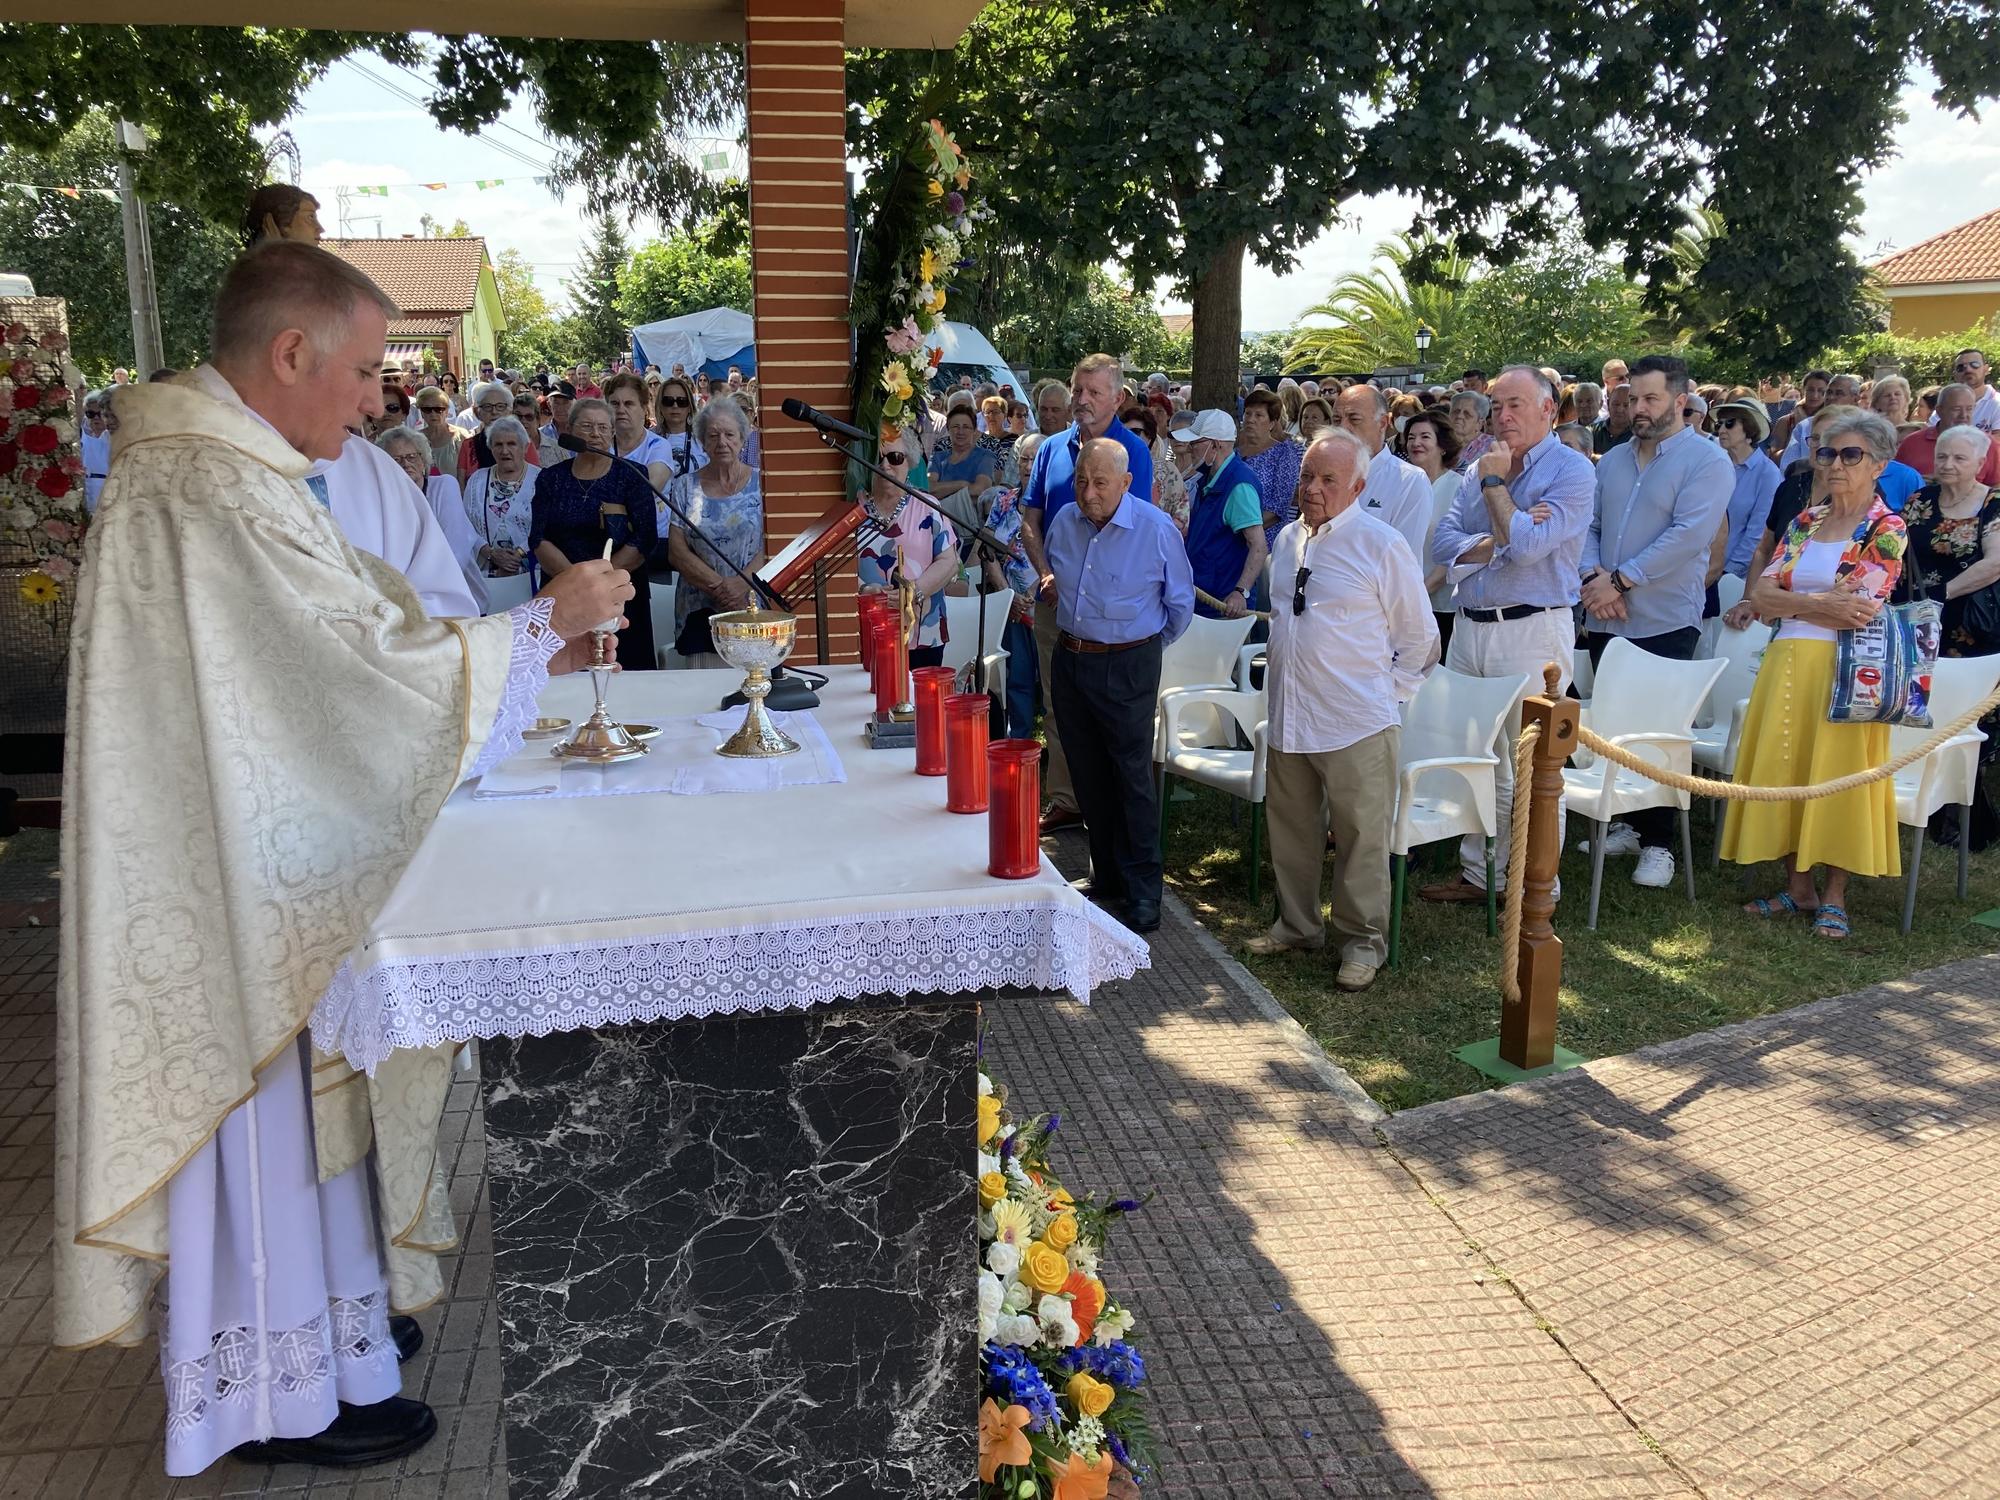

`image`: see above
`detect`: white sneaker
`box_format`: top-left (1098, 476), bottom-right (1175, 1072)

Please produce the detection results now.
top-left (1632, 846), bottom-right (1675, 888)
top-left (1581, 823), bottom-right (1641, 857)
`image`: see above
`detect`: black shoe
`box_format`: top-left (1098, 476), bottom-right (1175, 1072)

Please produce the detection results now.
top-left (1078, 882), bottom-right (1126, 911)
top-left (391, 1314), bottom-right (422, 1364)
top-left (231, 1396), bottom-right (438, 1468)
top-left (1125, 900), bottom-right (1161, 934)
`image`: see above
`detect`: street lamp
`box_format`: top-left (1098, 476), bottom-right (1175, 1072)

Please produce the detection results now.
top-left (1413, 323), bottom-right (1433, 388)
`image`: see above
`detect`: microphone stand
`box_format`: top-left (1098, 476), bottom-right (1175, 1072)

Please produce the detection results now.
top-left (807, 427), bottom-right (1017, 698)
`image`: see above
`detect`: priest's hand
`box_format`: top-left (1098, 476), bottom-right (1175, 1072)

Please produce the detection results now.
top-left (549, 628), bottom-right (627, 677)
top-left (539, 559), bottom-right (634, 641)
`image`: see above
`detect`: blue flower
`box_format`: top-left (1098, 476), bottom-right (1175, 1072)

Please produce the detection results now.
top-left (983, 1342), bottom-right (1061, 1432)
top-left (1108, 1433), bottom-right (1131, 1470)
top-left (1056, 1340), bottom-right (1146, 1391)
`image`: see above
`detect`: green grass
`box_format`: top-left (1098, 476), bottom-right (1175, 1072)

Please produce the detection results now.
top-left (1160, 787), bottom-right (2000, 1112)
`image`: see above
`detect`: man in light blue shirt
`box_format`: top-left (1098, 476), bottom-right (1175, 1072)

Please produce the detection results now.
top-left (1043, 438), bottom-right (1193, 933)
top-left (1423, 366), bottom-right (1595, 903)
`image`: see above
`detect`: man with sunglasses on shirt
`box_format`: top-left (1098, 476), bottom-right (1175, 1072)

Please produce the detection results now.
top-left (1249, 430), bottom-right (1435, 991)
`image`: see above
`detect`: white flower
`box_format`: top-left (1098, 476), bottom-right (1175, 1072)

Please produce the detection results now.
top-left (3, 505), bottom-right (35, 531)
top-left (1040, 1313), bottom-right (1079, 1350)
top-left (985, 1241), bottom-right (1021, 1278)
top-left (51, 419), bottom-right (74, 445)
top-left (1068, 1416), bottom-right (1105, 1460)
top-left (978, 1073), bottom-right (993, 1097)
top-left (978, 1149), bottom-right (1000, 1180)
top-left (978, 1306), bottom-right (998, 1343)
top-left (1092, 1305), bottom-right (1135, 1346)
top-left (998, 1312), bottom-right (1040, 1346)
top-left (1066, 1244), bottom-right (1099, 1276)
top-left (1036, 1293), bottom-right (1071, 1323)
top-left (978, 1272), bottom-right (1005, 1319)
top-left (1001, 1278), bottom-right (1033, 1313)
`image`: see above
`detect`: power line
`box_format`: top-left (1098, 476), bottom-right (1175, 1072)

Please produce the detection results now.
top-left (338, 59), bottom-right (554, 176)
top-left (380, 52), bottom-right (562, 164)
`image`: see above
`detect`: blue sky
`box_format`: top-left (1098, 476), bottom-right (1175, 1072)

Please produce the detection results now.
top-left (280, 55), bottom-right (1998, 331)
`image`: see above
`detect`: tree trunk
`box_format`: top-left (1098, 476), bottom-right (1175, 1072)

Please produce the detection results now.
top-left (1190, 233), bottom-right (1249, 410)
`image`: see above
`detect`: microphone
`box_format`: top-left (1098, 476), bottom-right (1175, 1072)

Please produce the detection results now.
top-left (780, 397), bottom-right (870, 444)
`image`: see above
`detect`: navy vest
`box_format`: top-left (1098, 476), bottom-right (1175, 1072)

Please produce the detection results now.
top-left (1186, 453), bottom-right (1261, 612)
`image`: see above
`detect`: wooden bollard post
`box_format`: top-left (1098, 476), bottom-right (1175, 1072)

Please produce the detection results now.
top-left (1503, 662), bottom-right (1578, 1070)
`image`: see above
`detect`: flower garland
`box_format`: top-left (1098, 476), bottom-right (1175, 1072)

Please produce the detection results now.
top-left (978, 1066), bottom-right (1154, 1499)
top-left (0, 320), bottom-right (85, 607)
top-left (852, 118), bottom-right (991, 446)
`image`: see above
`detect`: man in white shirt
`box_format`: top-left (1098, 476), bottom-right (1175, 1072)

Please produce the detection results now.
top-left (1246, 429), bottom-right (1437, 992)
top-left (308, 432), bottom-right (481, 618)
top-left (1332, 382), bottom-right (1433, 561)
top-left (1941, 348), bottom-right (2000, 430)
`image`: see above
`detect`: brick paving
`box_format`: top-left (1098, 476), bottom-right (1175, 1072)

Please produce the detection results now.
top-left (0, 837), bottom-right (1997, 1496)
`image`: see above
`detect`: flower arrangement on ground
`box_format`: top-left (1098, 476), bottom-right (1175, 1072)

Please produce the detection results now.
top-left (0, 318), bottom-right (86, 608)
top-left (977, 1066), bottom-right (1153, 1498)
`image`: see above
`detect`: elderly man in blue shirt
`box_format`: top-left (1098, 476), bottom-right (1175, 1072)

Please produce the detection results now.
top-left (1422, 366), bottom-right (1596, 905)
top-left (1045, 437), bottom-right (1194, 934)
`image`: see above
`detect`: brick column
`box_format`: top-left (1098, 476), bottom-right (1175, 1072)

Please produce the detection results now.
top-left (745, 0), bottom-right (855, 662)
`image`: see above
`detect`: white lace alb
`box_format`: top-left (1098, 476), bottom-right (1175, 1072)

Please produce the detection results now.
top-left (310, 897), bottom-right (1148, 1074)
top-left (161, 1290), bottom-right (395, 1441)
top-left (468, 595), bottom-right (563, 780)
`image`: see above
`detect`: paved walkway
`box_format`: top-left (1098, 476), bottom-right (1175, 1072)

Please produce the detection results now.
top-left (2, 835), bottom-right (1998, 1496)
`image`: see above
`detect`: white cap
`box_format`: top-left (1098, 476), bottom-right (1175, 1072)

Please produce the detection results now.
top-left (1167, 407), bottom-right (1236, 442)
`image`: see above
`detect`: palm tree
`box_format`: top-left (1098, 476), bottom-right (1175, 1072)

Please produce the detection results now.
top-left (1284, 232), bottom-right (1475, 375)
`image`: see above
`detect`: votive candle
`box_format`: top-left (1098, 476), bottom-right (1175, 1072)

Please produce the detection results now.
top-left (987, 738), bottom-right (1043, 878)
top-left (912, 666), bottom-right (956, 775)
top-left (945, 693), bottom-right (991, 813)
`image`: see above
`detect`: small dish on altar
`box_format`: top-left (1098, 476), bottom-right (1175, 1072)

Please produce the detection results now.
top-left (622, 723), bottom-right (662, 742)
top-left (522, 717), bottom-right (573, 740)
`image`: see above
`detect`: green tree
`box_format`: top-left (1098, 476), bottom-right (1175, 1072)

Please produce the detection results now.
top-left (617, 226), bottom-right (751, 328)
top-left (1284, 233), bottom-right (1475, 376)
top-left (0, 113), bottom-right (239, 378)
top-left (419, 214), bottom-right (471, 238)
top-left (493, 247), bottom-right (569, 371)
top-left (1239, 329), bottom-right (1295, 378)
top-left (990, 266), bottom-right (1171, 373)
top-left (564, 214), bottom-right (629, 367)
top-left (1453, 231), bottom-right (1646, 372)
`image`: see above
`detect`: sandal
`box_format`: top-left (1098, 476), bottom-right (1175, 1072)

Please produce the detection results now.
top-left (1811, 904), bottom-right (1850, 940)
top-left (1744, 891), bottom-right (1816, 918)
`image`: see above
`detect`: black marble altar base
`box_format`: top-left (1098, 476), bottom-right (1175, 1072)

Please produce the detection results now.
top-left (480, 999), bottom-right (978, 1500)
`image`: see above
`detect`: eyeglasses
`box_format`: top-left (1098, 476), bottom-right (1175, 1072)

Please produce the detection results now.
top-left (883, 451), bottom-right (909, 465)
top-left (1813, 445), bottom-right (1870, 467)
top-left (1292, 565), bottom-right (1312, 616)
top-left (419, 404), bottom-right (447, 415)
top-left (474, 401), bottom-right (507, 414)
top-left (1717, 416), bottom-right (1743, 431)
top-left (660, 395), bottom-right (691, 407)
top-left (1954, 360), bottom-right (1983, 371)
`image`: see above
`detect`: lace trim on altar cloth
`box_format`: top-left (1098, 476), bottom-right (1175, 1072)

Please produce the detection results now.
top-left (468, 595), bottom-right (564, 780)
top-left (311, 899), bottom-right (1150, 1074)
top-left (160, 1290), bottom-right (396, 1441)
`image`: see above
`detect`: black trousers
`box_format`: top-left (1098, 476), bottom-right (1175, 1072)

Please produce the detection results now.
top-left (1585, 624), bottom-right (1702, 850)
top-left (1051, 636), bottom-right (1165, 906)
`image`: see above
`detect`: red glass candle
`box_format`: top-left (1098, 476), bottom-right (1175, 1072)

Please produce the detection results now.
top-left (860, 598), bottom-right (888, 685)
top-left (873, 618), bottom-right (902, 717)
top-left (987, 739), bottom-right (1042, 878)
top-left (911, 666), bottom-right (955, 775)
top-left (945, 693), bottom-right (991, 813)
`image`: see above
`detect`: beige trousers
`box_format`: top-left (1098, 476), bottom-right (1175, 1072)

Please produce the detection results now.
top-left (1265, 727), bottom-right (1399, 967)
top-left (1032, 597), bottom-right (1077, 812)
top-left (1444, 609), bottom-right (1573, 889)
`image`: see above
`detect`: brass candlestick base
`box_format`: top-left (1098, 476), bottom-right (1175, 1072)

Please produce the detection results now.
top-left (554, 632), bottom-right (650, 764)
top-left (712, 608), bottom-right (802, 759)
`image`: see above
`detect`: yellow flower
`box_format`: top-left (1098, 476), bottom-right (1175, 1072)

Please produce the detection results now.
top-left (1047, 1186), bottom-right (1076, 1215)
top-left (1022, 1240), bottom-right (1071, 1295)
top-left (926, 178), bottom-right (944, 199)
top-left (17, 570), bottom-right (57, 605)
top-left (1041, 1212), bottom-right (1078, 1252)
top-left (920, 247), bottom-right (937, 284)
top-left (927, 288), bottom-right (948, 316)
top-left (1065, 1371), bottom-right (1116, 1419)
top-left (979, 1171), bottom-right (1007, 1208)
top-left (977, 1093), bottom-right (1001, 1146)
top-left (989, 1198), bottom-right (1033, 1247)
top-left (954, 165), bottom-right (972, 191)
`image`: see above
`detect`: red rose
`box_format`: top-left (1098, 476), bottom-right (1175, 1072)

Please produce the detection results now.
top-left (46, 384), bottom-right (69, 407)
top-left (13, 384), bottom-right (41, 410)
top-left (8, 359), bottom-right (33, 383)
top-left (0, 442), bottom-right (17, 475)
top-left (36, 465), bottom-right (70, 499)
top-left (19, 424), bottom-right (57, 455)
top-left (4, 322), bottom-right (25, 344)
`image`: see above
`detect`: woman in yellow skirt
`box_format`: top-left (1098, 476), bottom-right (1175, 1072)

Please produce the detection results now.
top-left (1723, 407), bottom-right (1910, 939)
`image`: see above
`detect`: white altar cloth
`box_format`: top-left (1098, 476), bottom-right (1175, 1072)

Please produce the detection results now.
top-left (309, 666), bottom-right (1149, 1072)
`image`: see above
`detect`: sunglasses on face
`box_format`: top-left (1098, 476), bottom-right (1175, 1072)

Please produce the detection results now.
top-left (1292, 565), bottom-right (1312, 616)
top-left (1717, 417), bottom-right (1743, 431)
top-left (420, 404), bottom-right (447, 415)
top-left (1813, 445), bottom-right (1870, 467)
top-left (883, 452), bottom-right (909, 465)
top-left (660, 395), bottom-right (691, 407)
top-left (1955, 361), bottom-right (1983, 372)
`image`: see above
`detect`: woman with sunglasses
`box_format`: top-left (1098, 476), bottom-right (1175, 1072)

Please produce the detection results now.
top-left (856, 425), bottom-right (960, 668)
top-left (1723, 407), bottom-right (1909, 940)
top-left (81, 391), bottom-right (111, 512)
top-left (651, 375), bottom-right (706, 482)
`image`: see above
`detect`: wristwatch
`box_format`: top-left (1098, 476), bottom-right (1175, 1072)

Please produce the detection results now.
top-left (1479, 474), bottom-right (1507, 490)
top-left (1610, 570), bottom-right (1632, 594)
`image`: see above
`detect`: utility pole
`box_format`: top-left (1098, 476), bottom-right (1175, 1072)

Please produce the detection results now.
top-left (114, 119), bottom-right (164, 378)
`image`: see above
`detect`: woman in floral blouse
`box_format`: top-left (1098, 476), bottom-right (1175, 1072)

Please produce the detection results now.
top-left (857, 426), bottom-right (960, 668)
top-left (1723, 408), bottom-right (1909, 940)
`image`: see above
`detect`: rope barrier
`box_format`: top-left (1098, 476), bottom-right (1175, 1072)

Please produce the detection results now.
top-left (1570, 676), bottom-right (2000, 802)
top-left (1499, 723), bottom-right (1540, 1004)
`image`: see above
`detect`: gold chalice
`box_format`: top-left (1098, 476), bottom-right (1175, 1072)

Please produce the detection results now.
top-left (711, 608), bottom-right (801, 758)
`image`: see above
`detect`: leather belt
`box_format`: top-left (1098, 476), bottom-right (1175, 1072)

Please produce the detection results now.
top-left (1459, 603), bottom-right (1567, 624)
top-left (1059, 631), bottom-right (1157, 654)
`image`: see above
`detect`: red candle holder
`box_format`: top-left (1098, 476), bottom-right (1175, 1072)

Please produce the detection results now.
top-left (911, 667), bottom-right (955, 775)
top-left (874, 618), bottom-right (903, 717)
top-left (945, 693), bottom-right (991, 813)
top-left (987, 739), bottom-right (1043, 878)
top-left (857, 594), bottom-right (884, 664)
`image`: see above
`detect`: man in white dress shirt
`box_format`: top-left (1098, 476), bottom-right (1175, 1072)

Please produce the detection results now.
top-left (1333, 383), bottom-right (1433, 563)
top-left (1247, 429), bottom-right (1437, 992)
top-left (1941, 349), bottom-right (2000, 431)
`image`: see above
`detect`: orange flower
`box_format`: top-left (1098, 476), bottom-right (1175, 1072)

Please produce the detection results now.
top-left (1048, 1448), bottom-right (1115, 1500)
top-left (1065, 1270), bottom-right (1102, 1344)
top-left (977, 1398), bottom-right (1032, 1482)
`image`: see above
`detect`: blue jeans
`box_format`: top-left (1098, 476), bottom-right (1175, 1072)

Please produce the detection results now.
top-left (1002, 618), bottom-right (1039, 740)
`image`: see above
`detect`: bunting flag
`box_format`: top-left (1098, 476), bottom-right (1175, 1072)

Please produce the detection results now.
top-left (701, 152), bottom-right (729, 171)
top-left (420, 182), bottom-right (447, 191)
top-left (56, 187), bottom-right (80, 199)
top-left (355, 184), bottom-right (390, 197)
top-left (475, 179), bottom-right (503, 190)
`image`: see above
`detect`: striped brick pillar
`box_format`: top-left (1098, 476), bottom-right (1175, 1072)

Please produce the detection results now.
top-left (745, 0), bottom-right (855, 663)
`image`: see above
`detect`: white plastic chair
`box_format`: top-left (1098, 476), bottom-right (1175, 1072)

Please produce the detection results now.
top-left (1561, 638), bottom-right (1725, 927)
top-left (1697, 574), bottom-right (1747, 659)
top-left (942, 590), bottom-right (1010, 698)
top-left (1236, 641), bottom-right (1265, 692)
top-left (1157, 688), bottom-right (1269, 900)
top-left (1690, 621), bottom-right (1769, 862)
top-left (1154, 614), bottom-right (1258, 760)
top-left (1894, 654), bottom-right (2000, 934)
top-left (1388, 668), bottom-right (1530, 965)
top-left (650, 579), bottom-right (680, 668)
top-left (1570, 645), bottom-right (1596, 707)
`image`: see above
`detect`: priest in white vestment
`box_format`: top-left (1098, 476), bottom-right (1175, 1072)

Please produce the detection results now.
top-left (53, 240), bottom-right (633, 1476)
